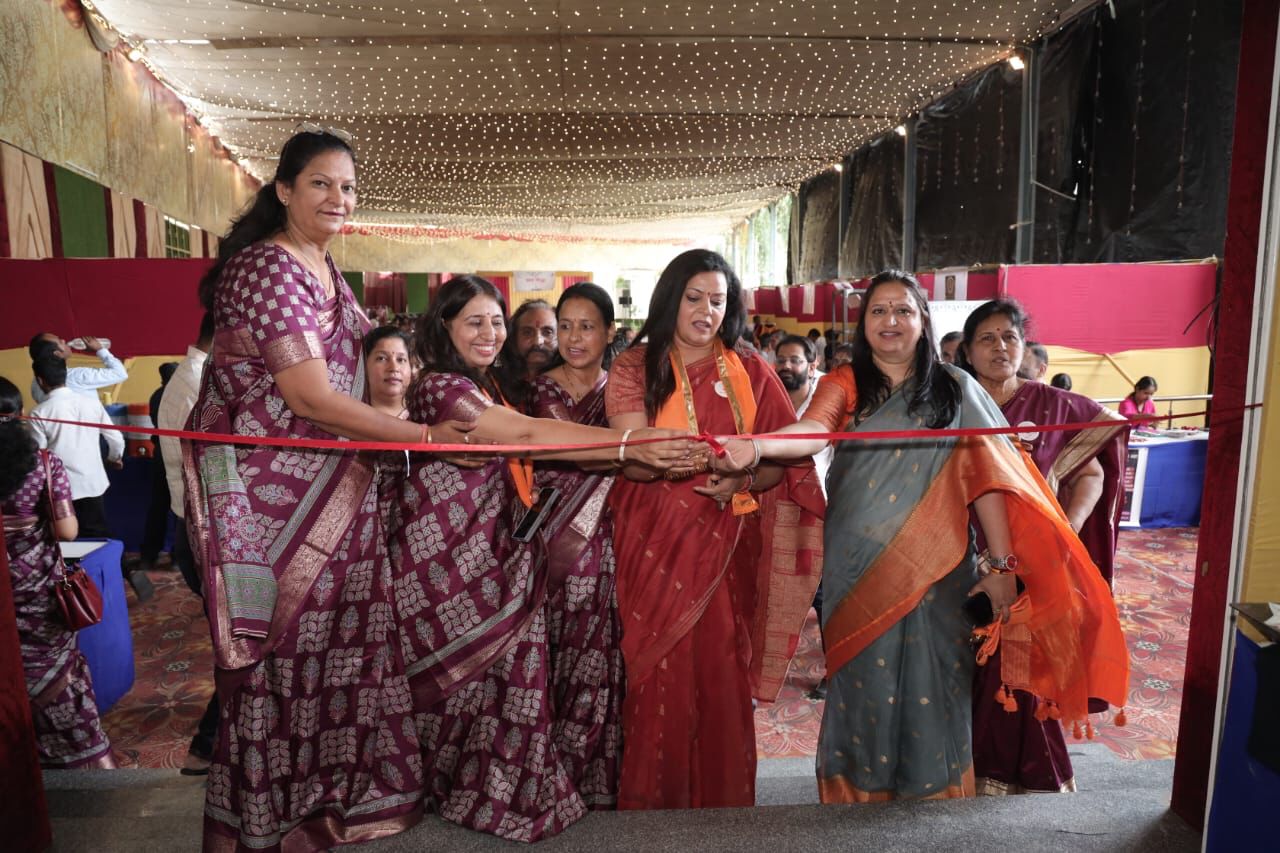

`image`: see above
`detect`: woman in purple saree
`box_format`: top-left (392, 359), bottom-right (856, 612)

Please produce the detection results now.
top-left (959, 299), bottom-right (1128, 796)
top-left (185, 131), bottom-right (469, 852)
top-left (527, 283), bottom-right (625, 807)
top-left (0, 377), bottom-right (114, 770)
top-left (390, 276), bottom-right (693, 841)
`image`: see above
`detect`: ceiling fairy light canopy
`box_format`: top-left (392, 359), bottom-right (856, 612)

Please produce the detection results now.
top-left (85, 0), bottom-right (1086, 241)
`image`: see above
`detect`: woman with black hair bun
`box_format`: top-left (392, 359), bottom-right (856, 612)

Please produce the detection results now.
top-left (0, 376), bottom-right (115, 770)
top-left (188, 127), bottom-right (475, 851)
top-left (526, 282), bottom-right (625, 807)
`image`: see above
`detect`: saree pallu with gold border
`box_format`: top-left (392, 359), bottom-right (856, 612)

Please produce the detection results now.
top-left (818, 367), bottom-right (1128, 804)
top-left (606, 345), bottom-right (823, 810)
top-left (971, 381), bottom-right (1129, 796)
top-left (529, 374), bottom-right (624, 808)
top-left (186, 243), bottom-right (422, 852)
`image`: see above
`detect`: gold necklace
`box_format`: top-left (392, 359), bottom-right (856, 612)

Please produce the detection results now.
top-left (559, 367), bottom-right (598, 402)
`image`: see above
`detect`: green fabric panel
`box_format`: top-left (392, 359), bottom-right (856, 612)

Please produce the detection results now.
top-left (405, 272), bottom-right (429, 313)
top-left (53, 166), bottom-right (109, 258)
top-left (343, 271), bottom-right (364, 303)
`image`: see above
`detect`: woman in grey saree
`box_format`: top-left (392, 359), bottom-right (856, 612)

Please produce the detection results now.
top-left (718, 271), bottom-right (1129, 802)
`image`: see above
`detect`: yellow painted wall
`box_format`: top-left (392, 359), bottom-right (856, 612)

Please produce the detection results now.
top-left (1242, 265), bottom-right (1280, 605)
top-left (0, 348), bottom-right (184, 410)
top-left (1042, 345), bottom-right (1211, 426)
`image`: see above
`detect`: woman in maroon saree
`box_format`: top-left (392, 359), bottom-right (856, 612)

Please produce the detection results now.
top-left (391, 276), bottom-right (693, 841)
top-left (527, 283), bottom-right (626, 807)
top-left (606, 250), bottom-right (824, 810)
top-left (185, 131), bottom-right (464, 852)
top-left (0, 378), bottom-right (114, 770)
top-left (959, 298), bottom-right (1128, 796)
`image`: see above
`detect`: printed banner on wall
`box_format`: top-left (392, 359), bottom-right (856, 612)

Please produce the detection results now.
top-left (514, 270), bottom-right (555, 292)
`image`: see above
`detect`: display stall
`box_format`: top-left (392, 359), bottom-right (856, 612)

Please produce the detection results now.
top-left (1120, 432), bottom-right (1209, 528)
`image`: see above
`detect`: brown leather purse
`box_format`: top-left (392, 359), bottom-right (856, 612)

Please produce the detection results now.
top-left (43, 451), bottom-right (103, 631)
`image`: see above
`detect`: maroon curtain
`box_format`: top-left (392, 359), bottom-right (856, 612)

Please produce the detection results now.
top-left (0, 525), bottom-right (52, 849)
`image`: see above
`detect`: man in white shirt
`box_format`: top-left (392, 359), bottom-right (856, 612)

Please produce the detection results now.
top-left (157, 313), bottom-right (211, 593)
top-left (156, 313), bottom-right (216, 775)
top-left (29, 355), bottom-right (153, 601)
top-left (28, 332), bottom-right (128, 403)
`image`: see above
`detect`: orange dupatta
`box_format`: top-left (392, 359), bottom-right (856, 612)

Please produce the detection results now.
top-left (821, 433), bottom-right (1129, 726)
top-left (655, 339), bottom-right (759, 514)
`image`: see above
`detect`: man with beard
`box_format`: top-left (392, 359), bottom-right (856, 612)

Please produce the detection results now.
top-left (775, 335), bottom-right (832, 496)
top-left (506, 299), bottom-right (558, 379)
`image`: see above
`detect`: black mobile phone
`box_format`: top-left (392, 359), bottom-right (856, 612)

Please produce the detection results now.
top-left (962, 577), bottom-right (1026, 627)
top-left (512, 487), bottom-right (561, 543)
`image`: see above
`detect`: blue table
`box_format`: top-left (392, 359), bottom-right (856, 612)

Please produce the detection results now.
top-left (67, 539), bottom-right (134, 713)
top-left (1120, 434), bottom-right (1208, 528)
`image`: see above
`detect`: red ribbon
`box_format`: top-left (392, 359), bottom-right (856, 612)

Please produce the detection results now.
top-left (19, 405), bottom-right (1253, 455)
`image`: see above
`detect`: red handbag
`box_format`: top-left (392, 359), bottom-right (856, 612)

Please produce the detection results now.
top-left (42, 452), bottom-right (103, 631)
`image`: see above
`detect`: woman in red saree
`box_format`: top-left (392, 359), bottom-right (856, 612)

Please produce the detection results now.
top-left (391, 276), bottom-right (694, 840)
top-left (528, 283), bottom-right (626, 807)
top-left (606, 250), bottom-right (824, 810)
top-left (959, 298), bottom-right (1128, 795)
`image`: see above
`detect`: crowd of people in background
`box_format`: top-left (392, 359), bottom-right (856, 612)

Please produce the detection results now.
top-left (0, 128), bottom-right (1149, 851)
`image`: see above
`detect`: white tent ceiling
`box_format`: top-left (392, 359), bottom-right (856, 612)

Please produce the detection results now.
top-left (85, 0), bottom-right (1090, 240)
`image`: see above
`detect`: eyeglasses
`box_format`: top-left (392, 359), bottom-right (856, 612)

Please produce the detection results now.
top-left (294, 122), bottom-right (354, 144)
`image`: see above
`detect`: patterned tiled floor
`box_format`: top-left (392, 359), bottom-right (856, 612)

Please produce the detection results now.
top-left (754, 527), bottom-right (1198, 760)
top-left (99, 527), bottom-right (1195, 768)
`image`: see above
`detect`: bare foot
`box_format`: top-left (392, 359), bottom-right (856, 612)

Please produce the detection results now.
top-left (180, 751), bottom-right (211, 776)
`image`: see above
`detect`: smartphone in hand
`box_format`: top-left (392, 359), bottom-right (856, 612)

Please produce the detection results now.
top-left (512, 487), bottom-right (561, 543)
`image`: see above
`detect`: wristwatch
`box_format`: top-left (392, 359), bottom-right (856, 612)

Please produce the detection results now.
top-left (988, 554), bottom-right (1019, 574)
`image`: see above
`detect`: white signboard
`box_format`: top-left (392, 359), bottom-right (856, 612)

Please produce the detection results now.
top-left (514, 270), bottom-right (556, 292)
top-left (927, 299), bottom-right (986, 345)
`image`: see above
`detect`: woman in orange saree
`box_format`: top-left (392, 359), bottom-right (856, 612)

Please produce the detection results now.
top-left (606, 250), bottom-right (823, 810)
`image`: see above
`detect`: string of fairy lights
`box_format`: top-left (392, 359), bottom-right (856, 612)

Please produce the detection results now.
top-left (82, 1), bottom-right (1080, 240)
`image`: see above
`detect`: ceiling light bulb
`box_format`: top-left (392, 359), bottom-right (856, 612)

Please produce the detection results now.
top-left (126, 46), bottom-right (142, 62)
top-left (895, 125), bottom-right (908, 137)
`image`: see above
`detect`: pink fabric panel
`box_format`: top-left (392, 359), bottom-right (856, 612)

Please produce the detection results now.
top-left (752, 288), bottom-right (782, 315)
top-left (1000, 263), bottom-right (1216, 351)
